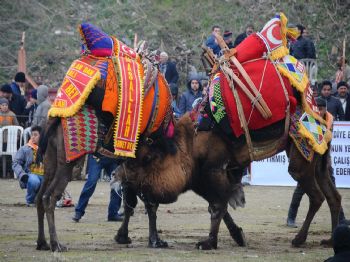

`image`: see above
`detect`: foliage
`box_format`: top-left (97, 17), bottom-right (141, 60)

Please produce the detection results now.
top-left (0, 0), bottom-right (349, 90)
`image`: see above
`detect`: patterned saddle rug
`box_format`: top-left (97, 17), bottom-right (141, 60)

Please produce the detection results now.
top-left (208, 12), bottom-right (332, 159)
top-left (49, 23), bottom-right (172, 161)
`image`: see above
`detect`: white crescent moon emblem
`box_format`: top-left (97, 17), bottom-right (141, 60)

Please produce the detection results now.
top-left (122, 44), bottom-right (135, 55)
top-left (266, 24), bottom-right (282, 45)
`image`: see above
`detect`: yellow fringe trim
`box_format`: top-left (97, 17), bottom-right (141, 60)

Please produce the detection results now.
top-left (48, 66), bottom-right (100, 118)
top-left (289, 133), bottom-right (314, 162)
top-left (277, 64), bottom-right (309, 93)
top-left (297, 112), bottom-right (333, 155)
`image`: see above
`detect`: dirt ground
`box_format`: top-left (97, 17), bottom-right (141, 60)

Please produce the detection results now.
top-left (0, 179), bottom-right (349, 262)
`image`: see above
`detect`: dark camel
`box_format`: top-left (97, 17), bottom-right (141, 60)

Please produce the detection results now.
top-left (114, 112), bottom-right (342, 250)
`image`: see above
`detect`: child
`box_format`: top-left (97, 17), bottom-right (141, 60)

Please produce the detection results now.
top-left (0, 97), bottom-right (18, 127)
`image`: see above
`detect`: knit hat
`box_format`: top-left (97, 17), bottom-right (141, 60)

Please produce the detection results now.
top-left (0, 97), bottom-right (9, 105)
top-left (316, 97), bottom-right (326, 107)
top-left (337, 81), bottom-right (349, 89)
top-left (333, 225), bottom-right (350, 254)
top-left (0, 84), bottom-right (13, 94)
top-left (14, 72), bottom-right (26, 83)
top-left (30, 89), bottom-right (38, 100)
top-left (223, 30), bottom-right (233, 40)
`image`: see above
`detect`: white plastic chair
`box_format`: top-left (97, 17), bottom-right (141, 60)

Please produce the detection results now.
top-left (0, 126), bottom-right (24, 178)
top-left (23, 126), bottom-right (32, 144)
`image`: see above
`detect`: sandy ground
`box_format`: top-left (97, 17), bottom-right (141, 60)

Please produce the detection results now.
top-left (0, 179), bottom-right (349, 262)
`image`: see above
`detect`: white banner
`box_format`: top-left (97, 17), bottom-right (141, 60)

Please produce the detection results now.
top-left (250, 121), bottom-right (350, 188)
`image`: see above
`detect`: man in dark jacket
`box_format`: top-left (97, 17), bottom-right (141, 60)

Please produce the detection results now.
top-left (336, 81), bottom-right (350, 121)
top-left (159, 52), bottom-right (179, 85)
top-left (10, 72), bottom-right (26, 96)
top-left (178, 76), bottom-right (202, 116)
top-left (223, 30), bottom-right (234, 49)
top-left (0, 84), bottom-right (27, 126)
top-left (290, 24), bottom-right (316, 60)
top-left (319, 80), bottom-right (345, 120)
top-left (233, 24), bottom-right (254, 47)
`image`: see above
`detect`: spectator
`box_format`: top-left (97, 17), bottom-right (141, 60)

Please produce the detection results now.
top-left (335, 57), bottom-right (350, 86)
top-left (178, 76), bottom-right (203, 116)
top-left (290, 24), bottom-right (316, 60)
top-left (24, 89), bottom-right (38, 127)
top-left (12, 126), bottom-right (43, 207)
top-left (286, 98), bottom-right (349, 228)
top-left (72, 154), bottom-right (123, 222)
top-left (0, 84), bottom-right (27, 126)
top-left (32, 85), bottom-right (51, 129)
top-left (234, 24), bottom-right (254, 47)
top-left (159, 52), bottom-right (179, 85)
top-left (206, 25), bottom-right (221, 55)
top-left (0, 97), bottom-right (19, 128)
top-left (319, 80), bottom-right (345, 120)
top-left (10, 72), bottom-right (26, 96)
top-left (223, 30), bottom-right (234, 49)
top-left (324, 225), bottom-right (350, 262)
top-left (336, 81), bottom-right (350, 121)
top-left (169, 83), bottom-right (180, 118)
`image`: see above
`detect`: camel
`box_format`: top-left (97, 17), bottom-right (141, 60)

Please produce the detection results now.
top-left (113, 110), bottom-right (342, 250)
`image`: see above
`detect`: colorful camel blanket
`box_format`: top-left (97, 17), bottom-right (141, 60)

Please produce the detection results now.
top-left (209, 12), bottom-right (331, 156)
top-left (62, 106), bottom-right (98, 161)
top-left (49, 59), bottom-right (101, 117)
top-left (112, 38), bottom-right (143, 158)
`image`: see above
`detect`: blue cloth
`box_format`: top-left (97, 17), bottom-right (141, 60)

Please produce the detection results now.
top-left (26, 173), bottom-right (43, 204)
top-left (10, 82), bottom-right (21, 96)
top-left (75, 154), bottom-right (122, 219)
top-left (205, 34), bottom-right (221, 55)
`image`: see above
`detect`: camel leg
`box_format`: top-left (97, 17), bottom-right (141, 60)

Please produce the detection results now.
top-left (43, 172), bottom-right (71, 252)
top-left (196, 202), bottom-right (226, 250)
top-left (145, 202), bottom-right (168, 248)
top-left (115, 185), bottom-right (137, 244)
top-left (288, 145), bottom-right (324, 246)
top-left (315, 155), bottom-right (341, 246)
top-left (223, 211), bottom-right (246, 247)
top-left (36, 176), bottom-right (50, 251)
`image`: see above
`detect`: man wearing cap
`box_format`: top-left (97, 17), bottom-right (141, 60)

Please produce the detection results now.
top-left (336, 81), bottom-right (350, 121)
top-left (159, 52), bottom-right (179, 86)
top-left (223, 30), bottom-right (234, 49)
top-left (10, 72), bottom-right (26, 96)
top-left (0, 84), bottom-right (27, 126)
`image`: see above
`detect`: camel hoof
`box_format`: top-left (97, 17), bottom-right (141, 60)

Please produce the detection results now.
top-left (195, 239), bottom-right (217, 250)
top-left (320, 238), bottom-right (333, 247)
top-left (291, 235), bottom-right (306, 247)
top-left (36, 240), bottom-right (50, 251)
top-left (50, 241), bottom-right (68, 252)
top-left (115, 233), bottom-right (132, 244)
top-left (148, 239), bottom-right (168, 248)
top-left (233, 227), bottom-right (247, 247)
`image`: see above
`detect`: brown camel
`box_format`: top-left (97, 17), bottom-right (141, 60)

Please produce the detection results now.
top-left (114, 112), bottom-right (342, 250)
